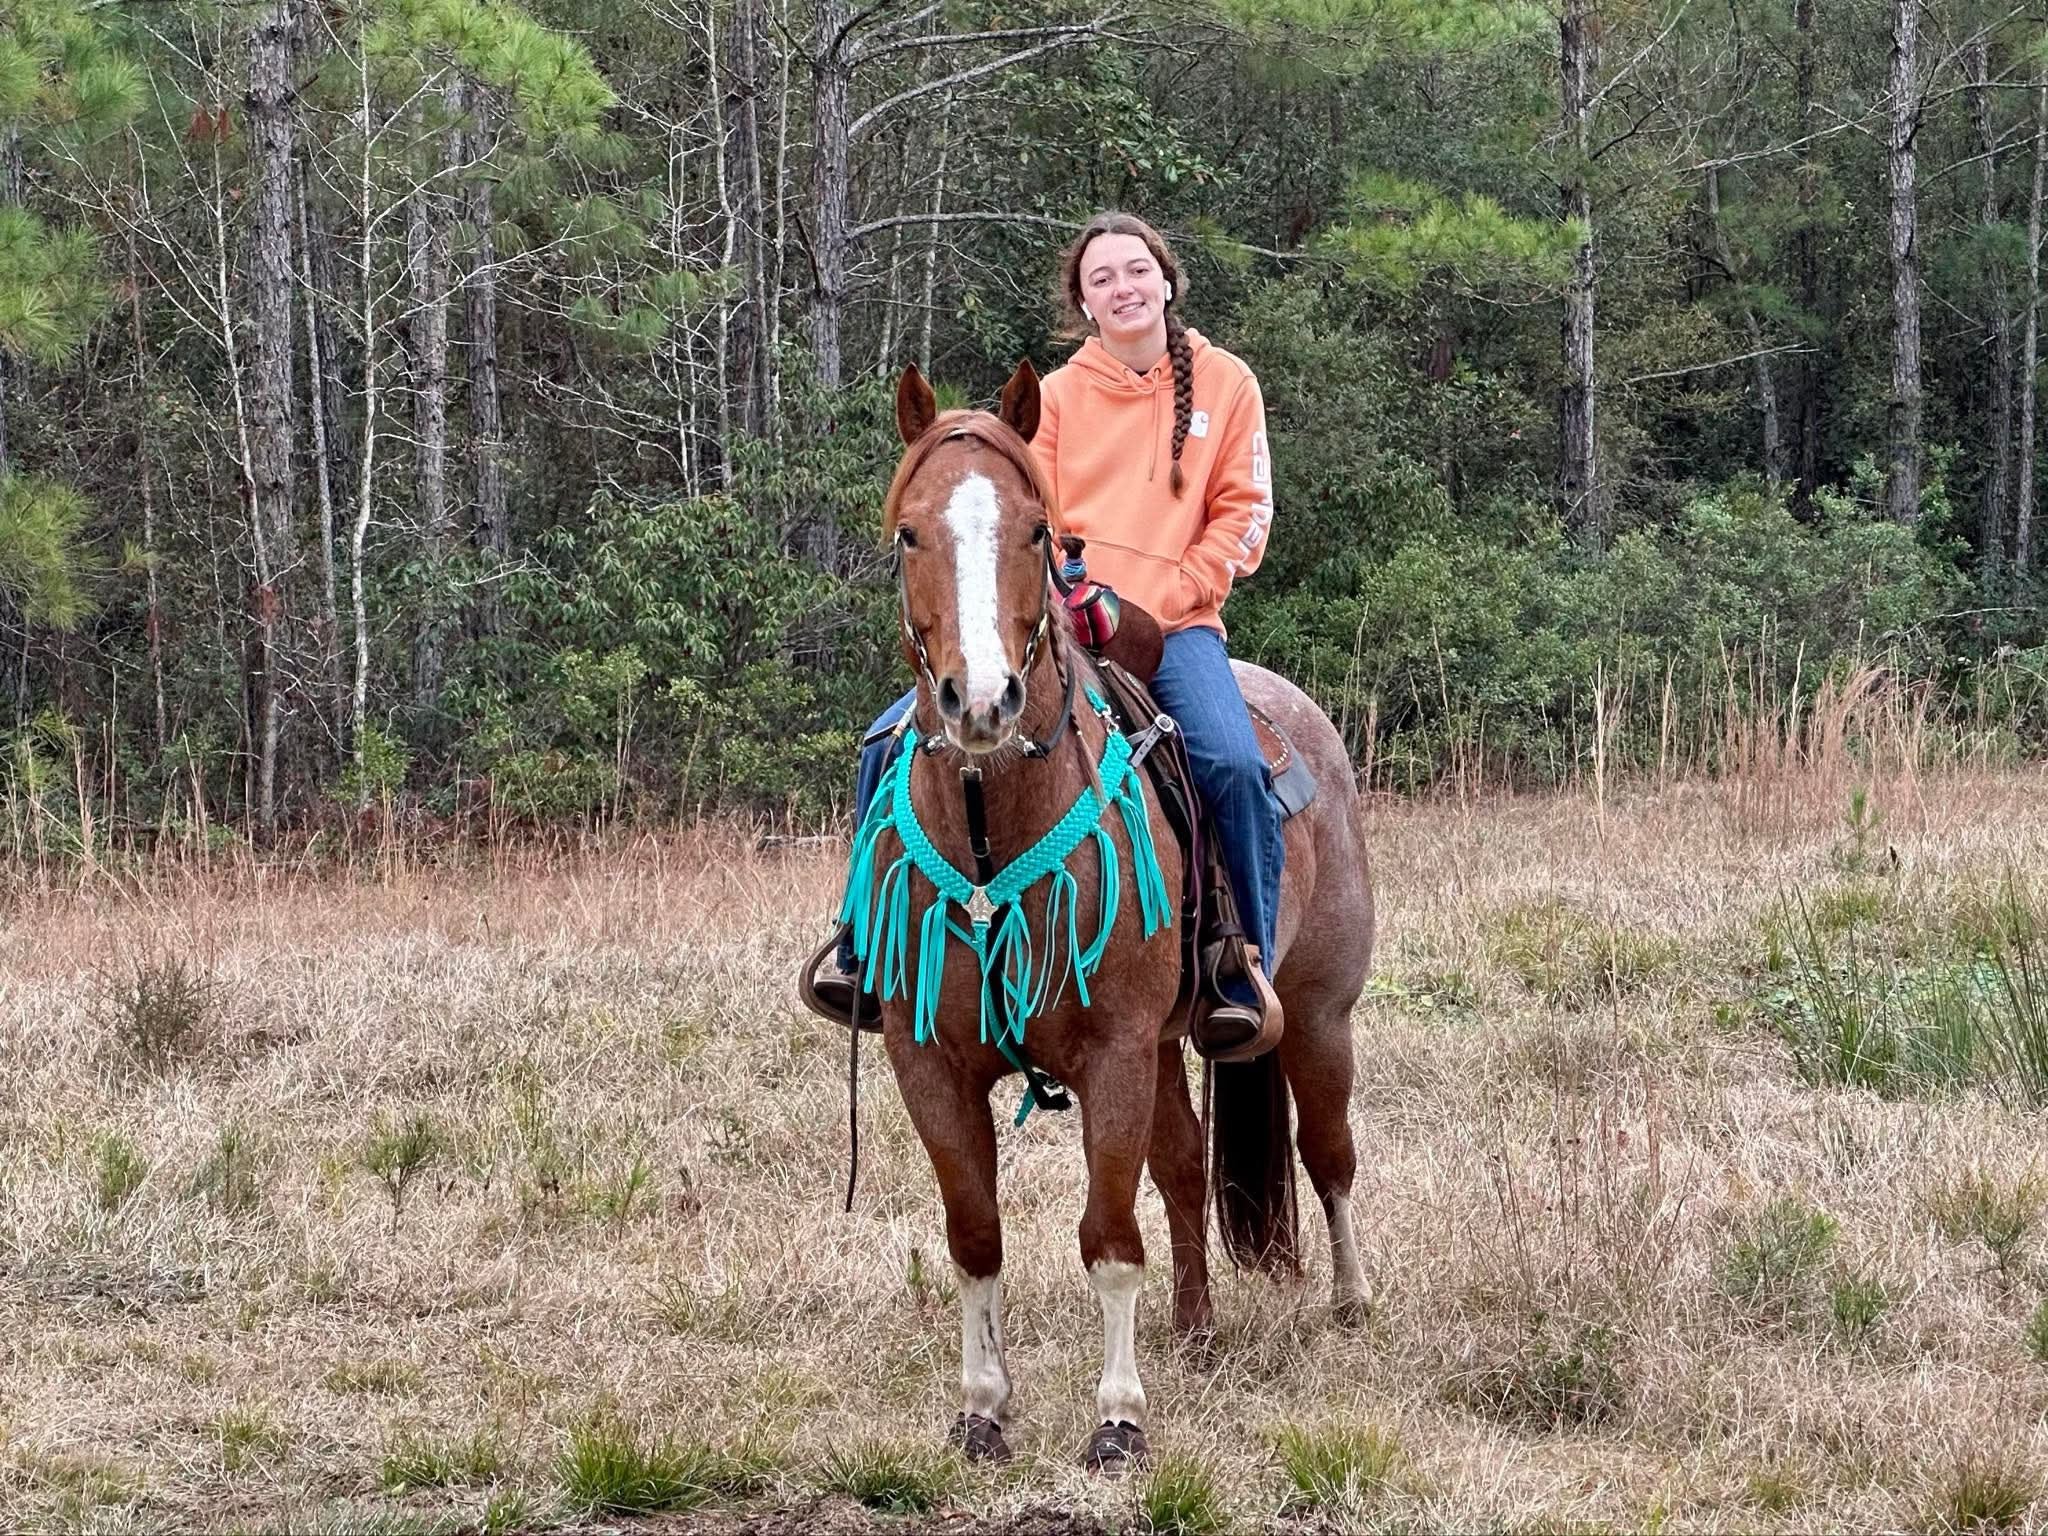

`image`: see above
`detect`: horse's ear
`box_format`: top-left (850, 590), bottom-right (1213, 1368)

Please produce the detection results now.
top-left (896, 364), bottom-right (938, 445)
top-left (997, 358), bottom-right (1041, 444)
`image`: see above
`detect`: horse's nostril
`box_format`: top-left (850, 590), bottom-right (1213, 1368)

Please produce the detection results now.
top-left (937, 677), bottom-right (965, 719)
top-left (1000, 675), bottom-right (1025, 718)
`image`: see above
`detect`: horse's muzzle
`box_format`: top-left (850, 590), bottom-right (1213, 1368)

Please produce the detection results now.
top-left (938, 672), bottom-right (1024, 753)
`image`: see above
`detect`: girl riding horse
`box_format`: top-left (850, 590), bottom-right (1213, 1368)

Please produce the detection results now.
top-left (800, 214), bottom-right (1377, 1467)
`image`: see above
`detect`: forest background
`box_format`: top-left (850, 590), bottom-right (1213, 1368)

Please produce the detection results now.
top-left (1, 0), bottom-right (2038, 839)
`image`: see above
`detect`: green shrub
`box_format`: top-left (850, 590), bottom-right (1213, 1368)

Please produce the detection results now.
top-left (1719, 1197), bottom-right (1838, 1312)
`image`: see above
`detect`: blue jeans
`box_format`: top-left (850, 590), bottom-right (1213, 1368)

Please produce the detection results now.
top-left (846, 628), bottom-right (1284, 980)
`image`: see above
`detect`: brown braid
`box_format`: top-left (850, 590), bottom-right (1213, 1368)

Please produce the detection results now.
top-left (1165, 307), bottom-right (1193, 498)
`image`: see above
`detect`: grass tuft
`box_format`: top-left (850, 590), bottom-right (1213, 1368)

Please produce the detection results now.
top-left (1138, 1451), bottom-right (1229, 1536)
top-left (1924, 1450), bottom-right (2040, 1532)
top-left (2026, 1298), bottom-right (2048, 1363)
top-left (379, 1424), bottom-right (508, 1490)
top-left (1273, 1422), bottom-right (1403, 1511)
top-left (91, 1130), bottom-right (148, 1211)
top-left (554, 1411), bottom-right (757, 1514)
top-left (215, 1402), bottom-right (288, 1473)
top-left (817, 1440), bottom-right (962, 1514)
top-left (322, 1358), bottom-right (424, 1397)
top-left (1490, 896), bottom-right (1677, 1010)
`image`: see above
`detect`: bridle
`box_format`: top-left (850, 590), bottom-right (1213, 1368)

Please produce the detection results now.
top-left (893, 496), bottom-right (1075, 765)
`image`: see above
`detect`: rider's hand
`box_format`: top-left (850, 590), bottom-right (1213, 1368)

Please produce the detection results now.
top-left (1061, 579), bottom-right (1122, 651)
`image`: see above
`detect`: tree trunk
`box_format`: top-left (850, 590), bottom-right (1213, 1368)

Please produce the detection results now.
top-left (1971, 34), bottom-right (2015, 568)
top-left (1794, 0), bottom-right (1821, 513)
top-left (726, 0), bottom-right (769, 439)
top-left (1883, 0), bottom-right (1922, 525)
top-left (809, 0), bottom-right (852, 394)
top-left (0, 124), bottom-right (20, 478)
top-left (918, 92), bottom-right (956, 377)
top-left (299, 170), bottom-right (345, 747)
top-left (1705, 165), bottom-right (1782, 486)
top-left (124, 221), bottom-right (167, 754)
top-left (305, 186), bottom-right (358, 544)
top-left (1557, 0), bottom-right (1599, 536)
top-left (467, 87), bottom-right (507, 639)
top-left (2019, 82), bottom-right (2045, 573)
top-left (769, 0), bottom-right (792, 437)
top-left (245, 0), bottom-right (300, 832)
top-left (352, 60), bottom-right (381, 771)
top-left (408, 87), bottom-right (457, 717)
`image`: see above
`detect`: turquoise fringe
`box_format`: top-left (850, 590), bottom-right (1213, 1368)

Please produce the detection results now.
top-left (837, 695), bottom-right (1172, 1091)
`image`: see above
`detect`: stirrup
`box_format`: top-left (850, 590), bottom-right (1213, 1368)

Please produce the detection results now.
top-left (797, 924), bottom-right (883, 1033)
top-left (1192, 943), bottom-right (1284, 1063)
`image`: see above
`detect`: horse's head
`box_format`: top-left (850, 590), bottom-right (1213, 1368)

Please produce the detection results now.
top-left (885, 361), bottom-right (1055, 755)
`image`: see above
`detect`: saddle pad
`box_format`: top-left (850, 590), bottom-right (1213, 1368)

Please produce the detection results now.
top-left (1247, 705), bottom-right (1317, 821)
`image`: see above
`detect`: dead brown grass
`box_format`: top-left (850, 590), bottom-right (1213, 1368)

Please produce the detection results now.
top-left (7, 769), bottom-right (2048, 1531)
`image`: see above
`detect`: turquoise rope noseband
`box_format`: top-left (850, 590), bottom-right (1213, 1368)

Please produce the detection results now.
top-left (838, 688), bottom-right (1173, 1123)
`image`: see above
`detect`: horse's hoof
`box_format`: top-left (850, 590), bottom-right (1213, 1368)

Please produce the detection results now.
top-left (1082, 1419), bottom-right (1150, 1476)
top-left (949, 1412), bottom-right (1012, 1464)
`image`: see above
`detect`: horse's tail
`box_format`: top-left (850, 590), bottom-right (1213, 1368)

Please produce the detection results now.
top-left (1208, 1052), bottom-right (1300, 1274)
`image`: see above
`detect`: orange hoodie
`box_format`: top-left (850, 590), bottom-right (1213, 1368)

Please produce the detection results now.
top-left (1032, 329), bottom-right (1272, 637)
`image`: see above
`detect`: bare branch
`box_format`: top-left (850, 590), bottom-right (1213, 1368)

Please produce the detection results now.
top-left (849, 21), bottom-right (1116, 140)
top-left (854, 19), bottom-right (1124, 65)
top-left (849, 209), bottom-right (1082, 241)
top-left (1625, 343), bottom-right (1815, 386)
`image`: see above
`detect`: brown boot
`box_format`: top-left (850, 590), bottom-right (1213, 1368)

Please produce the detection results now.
top-left (1191, 944), bottom-right (1284, 1063)
top-left (796, 923), bottom-right (883, 1033)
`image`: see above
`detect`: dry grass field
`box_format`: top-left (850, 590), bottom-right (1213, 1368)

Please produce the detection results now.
top-left (9, 754), bottom-right (2048, 1533)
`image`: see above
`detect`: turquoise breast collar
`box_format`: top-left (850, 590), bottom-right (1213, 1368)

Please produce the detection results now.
top-left (838, 689), bottom-right (1172, 1116)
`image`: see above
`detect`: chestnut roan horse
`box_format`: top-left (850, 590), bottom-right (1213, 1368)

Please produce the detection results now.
top-left (865, 360), bottom-right (1375, 1470)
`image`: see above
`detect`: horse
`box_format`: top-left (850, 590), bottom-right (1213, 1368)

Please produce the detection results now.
top-left (859, 358), bottom-right (1376, 1470)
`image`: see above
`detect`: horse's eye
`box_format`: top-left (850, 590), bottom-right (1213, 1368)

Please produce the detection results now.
top-left (897, 526), bottom-right (919, 551)
top-left (1031, 524), bottom-right (1049, 546)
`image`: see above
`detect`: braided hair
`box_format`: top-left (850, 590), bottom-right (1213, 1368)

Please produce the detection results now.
top-left (1057, 211), bottom-right (1193, 498)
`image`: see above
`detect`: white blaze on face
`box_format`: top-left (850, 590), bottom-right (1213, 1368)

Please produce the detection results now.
top-left (943, 471), bottom-right (1009, 711)
top-left (956, 1267), bottom-right (1011, 1422)
top-left (1087, 1259), bottom-right (1147, 1426)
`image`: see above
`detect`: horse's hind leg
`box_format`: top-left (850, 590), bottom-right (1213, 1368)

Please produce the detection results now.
top-left (891, 1047), bottom-right (1012, 1459)
top-left (1070, 1037), bottom-right (1160, 1472)
top-left (1146, 1041), bottom-right (1213, 1343)
top-left (1278, 990), bottom-right (1370, 1321)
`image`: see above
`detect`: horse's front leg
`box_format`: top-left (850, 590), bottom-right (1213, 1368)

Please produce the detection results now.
top-left (1071, 1036), bottom-right (1160, 1474)
top-left (889, 1037), bottom-right (1012, 1462)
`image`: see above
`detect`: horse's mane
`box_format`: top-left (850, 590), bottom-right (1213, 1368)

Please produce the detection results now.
top-left (882, 410), bottom-right (1058, 539)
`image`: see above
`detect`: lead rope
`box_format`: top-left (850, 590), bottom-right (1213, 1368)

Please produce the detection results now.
top-left (845, 974), bottom-right (864, 1214)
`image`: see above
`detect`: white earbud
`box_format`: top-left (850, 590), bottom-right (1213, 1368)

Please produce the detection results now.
top-left (1164, 282), bottom-right (1174, 302)
top-left (1082, 302), bottom-right (1093, 322)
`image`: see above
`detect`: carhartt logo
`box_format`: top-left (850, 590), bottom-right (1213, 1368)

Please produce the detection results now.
top-left (1188, 411), bottom-right (1209, 439)
top-left (1250, 430), bottom-right (1270, 487)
